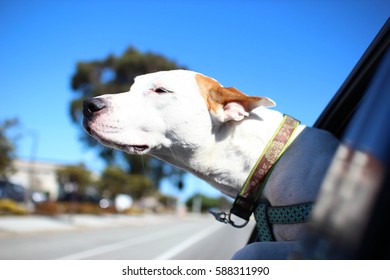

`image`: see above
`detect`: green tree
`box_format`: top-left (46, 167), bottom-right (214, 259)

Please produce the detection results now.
top-left (186, 194), bottom-right (231, 213)
top-left (56, 164), bottom-right (94, 198)
top-left (0, 118), bottom-right (18, 179)
top-left (69, 47), bottom-right (186, 187)
top-left (99, 166), bottom-right (155, 200)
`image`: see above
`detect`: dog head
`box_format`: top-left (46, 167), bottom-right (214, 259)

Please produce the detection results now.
top-left (82, 70), bottom-right (275, 158)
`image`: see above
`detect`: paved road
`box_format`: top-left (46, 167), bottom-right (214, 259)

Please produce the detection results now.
top-left (0, 214), bottom-right (254, 260)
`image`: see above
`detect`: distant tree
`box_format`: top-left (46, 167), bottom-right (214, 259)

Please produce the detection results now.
top-left (69, 47), bottom-right (186, 188)
top-left (0, 118), bottom-right (19, 179)
top-left (156, 193), bottom-right (177, 210)
top-left (56, 164), bottom-right (94, 199)
top-left (99, 166), bottom-right (155, 200)
top-left (186, 194), bottom-right (230, 213)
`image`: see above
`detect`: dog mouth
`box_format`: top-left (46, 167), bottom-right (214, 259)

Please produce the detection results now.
top-left (126, 145), bottom-right (150, 154)
top-left (100, 139), bottom-right (151, 155)
top-left (83, 121), bottom-right (151, 155)
top-left (100, 139), bottom-right (150, 155)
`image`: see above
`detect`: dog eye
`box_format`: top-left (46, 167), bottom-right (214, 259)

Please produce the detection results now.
top-left (154, 87), bottom-right (173, 94)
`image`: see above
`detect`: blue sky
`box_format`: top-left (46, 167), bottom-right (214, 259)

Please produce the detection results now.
top-left (1, 1), bottom-right (389, 200)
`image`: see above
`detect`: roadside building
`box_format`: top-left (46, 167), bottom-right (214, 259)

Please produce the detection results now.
top-left (9, 158), bottom-right (65, 200)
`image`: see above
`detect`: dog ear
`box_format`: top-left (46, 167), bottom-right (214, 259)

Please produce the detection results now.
top-left (210, 87), bottom-right (276, 122)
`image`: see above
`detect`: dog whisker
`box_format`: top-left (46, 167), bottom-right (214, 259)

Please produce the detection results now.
top-left (140, 155), bottom-right (147, 177)
top-left (168, 147), bottom-right (179, 167)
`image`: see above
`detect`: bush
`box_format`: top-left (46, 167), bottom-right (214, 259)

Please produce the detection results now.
top-left (0, 199), bottom-right (29, 215)
top-left (34, 201), bottom-right (59, 215)
top-left (122, 207), bottom-right (145, 215)
top-left (35, 201), bottom-right (120, 215)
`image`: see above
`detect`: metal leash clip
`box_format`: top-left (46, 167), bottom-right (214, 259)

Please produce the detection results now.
top-left (208, 208), bottom-right (229, 224)
top-left (208, 208), bottom-right (249, 228)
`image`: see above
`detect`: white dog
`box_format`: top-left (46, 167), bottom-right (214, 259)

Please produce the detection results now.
top-left (83, 70), bottom-right (339, 243)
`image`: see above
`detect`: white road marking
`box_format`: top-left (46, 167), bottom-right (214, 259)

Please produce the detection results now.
top-left (57, 226), bottom-right (189, 260)
top-left (153, 223), bottom-right (222, 260)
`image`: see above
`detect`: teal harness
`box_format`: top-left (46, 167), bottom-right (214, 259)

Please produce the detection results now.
top-left (254, 202), bottom-right (313, 241)
top-left (209, 115), bottom-right (313, 241)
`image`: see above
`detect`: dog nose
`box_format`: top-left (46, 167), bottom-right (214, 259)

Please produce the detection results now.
top-left (83, 98), bottom-right (106, 118)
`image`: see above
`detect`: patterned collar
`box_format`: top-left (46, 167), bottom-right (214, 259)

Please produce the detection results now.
top-left (209, 115), bottom-right (301, 228)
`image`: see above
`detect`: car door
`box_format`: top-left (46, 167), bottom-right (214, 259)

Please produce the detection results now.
top-left (295, 18), bottom-right (390, 259)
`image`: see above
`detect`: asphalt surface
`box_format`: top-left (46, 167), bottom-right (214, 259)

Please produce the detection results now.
top-left (0, 214), bottom-right (254, 260)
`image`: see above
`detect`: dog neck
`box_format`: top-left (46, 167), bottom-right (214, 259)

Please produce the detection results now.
top-left (153, 107), bottom-right (304, 198)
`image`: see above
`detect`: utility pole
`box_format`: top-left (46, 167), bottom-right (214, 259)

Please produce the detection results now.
top-left (26, 130), bottom-right (39, 211)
